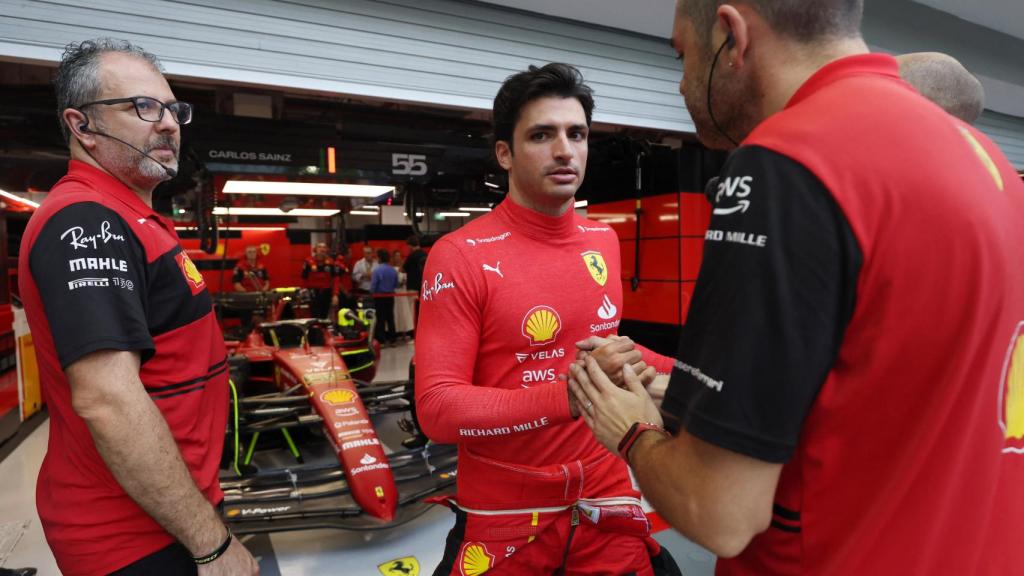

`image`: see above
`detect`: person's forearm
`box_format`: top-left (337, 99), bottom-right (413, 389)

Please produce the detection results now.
top-left (630, 431), bottom-right (771, 558)
top-left (80, 389), bottom-right (227, 556)
top-left (416, 379), bottom-right (573, 444)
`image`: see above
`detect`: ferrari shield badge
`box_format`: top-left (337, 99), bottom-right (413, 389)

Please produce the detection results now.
top-left (581, 251), bottom-right (608, 286)
top-left (260, 242), bottom-right (271, 256)
top-left (378, 556), bottom-right (420, 576)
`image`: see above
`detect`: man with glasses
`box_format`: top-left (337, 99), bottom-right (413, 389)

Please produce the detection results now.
top-left (17, 39), bottom-right (258, 575)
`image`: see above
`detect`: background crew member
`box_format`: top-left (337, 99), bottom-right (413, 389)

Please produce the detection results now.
top-left (232, 245), bottom-right (269, 292)
top-left (232, 244), bottom-right (270, 332)
top-left (334, 244), bottom-right (354, 309)
top-left (402, 235), bottom-right (427, 322)
top-left (301, 241), bottom-right (341, 320)
top-left (351, 244), bottom-right (377, 297)
top-left (18, 38), bottom-right (258, 575)
top-left (896, 51), bottom-right (985, 124)
top-left (392, 249), bottom-right (415, 339)
top-left (570, 1), bottom-right (1024, 574)
top-left (370, 249), bottom-right (398, 346)
top-left (416, 63), bottom-right (678, 576)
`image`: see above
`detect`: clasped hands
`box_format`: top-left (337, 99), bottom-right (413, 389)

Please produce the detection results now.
top-left (565, 335), bottom-right (664, 455)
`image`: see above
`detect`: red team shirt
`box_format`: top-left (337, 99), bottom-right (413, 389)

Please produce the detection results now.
top-left (302, 257), bottom-right (341, 294)
top-left (232, 258), bottom-right (268, 291)
top-left (662, 55), bottom-right (1024, 574)
top-left (18, 161), bottom-right (228, 575)
top-left (416, 198), bottom-right (672, 506)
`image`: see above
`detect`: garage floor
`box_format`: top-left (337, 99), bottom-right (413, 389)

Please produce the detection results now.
top-left (0, 341), bottom-right (717, 575)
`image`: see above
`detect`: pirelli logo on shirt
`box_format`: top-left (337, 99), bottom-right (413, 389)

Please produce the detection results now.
top-left (68, 277), bottom-right (110, 290)
top-left (1000, 321), bottom-right (1024, 455)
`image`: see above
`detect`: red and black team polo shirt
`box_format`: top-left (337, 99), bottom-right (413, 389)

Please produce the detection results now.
top-left (301, 257), bottom-right (341, 294)
top-left (18, 160), bottom-right (229, 576)
top-left (662, 54), bottom-right (1024, 574)
top-left (233, 258), bottom-right (268, 292)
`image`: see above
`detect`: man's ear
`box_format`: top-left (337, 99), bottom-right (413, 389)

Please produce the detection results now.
top-left (63, 108), bottom-right (94, 147)
top-left (495, 140), bottom-right (513, 171)
top-left (716, 4), bottom-right (750, 67)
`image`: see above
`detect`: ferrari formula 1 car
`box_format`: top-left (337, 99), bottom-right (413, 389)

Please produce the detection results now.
top-left (216, 304), bottom-right (452, 534)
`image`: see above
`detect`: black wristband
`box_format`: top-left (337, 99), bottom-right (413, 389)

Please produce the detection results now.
top-left (617, 422), bottom-right (669, 462)
top-left (193, 530), bottom-right (232, 565)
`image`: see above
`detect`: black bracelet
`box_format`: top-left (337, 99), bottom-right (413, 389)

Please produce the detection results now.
top-left (193, 530), bottom-right (232, 565)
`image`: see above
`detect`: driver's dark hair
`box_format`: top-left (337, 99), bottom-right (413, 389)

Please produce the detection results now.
top-left (377, 249), bottom-right (391, 264)
top-left (54, 38), bottom-right (163, 144)
top-left (492, 63), bottom-right (594, 151)
top-left (680, 0), bottom-right (863, 48)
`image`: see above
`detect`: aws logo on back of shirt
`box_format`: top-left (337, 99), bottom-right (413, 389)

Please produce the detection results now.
top-left (713, 176), bottom-right (753, 216)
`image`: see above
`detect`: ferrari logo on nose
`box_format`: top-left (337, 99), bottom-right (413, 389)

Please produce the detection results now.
top-left (581, 251), bottom-right (607, 286)
top-left (378, 556), bottom-right (420, 576)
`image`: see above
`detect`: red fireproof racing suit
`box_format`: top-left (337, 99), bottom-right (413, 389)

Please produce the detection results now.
top-left (416, 198), bottom-right (675, 575)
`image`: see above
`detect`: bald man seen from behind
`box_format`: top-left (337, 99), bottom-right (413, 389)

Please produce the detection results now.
top-left (896, 51), bottom-right (985, 124)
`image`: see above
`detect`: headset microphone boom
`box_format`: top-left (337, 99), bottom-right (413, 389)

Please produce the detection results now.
top-left (79, 120), bottom-right (178, 178)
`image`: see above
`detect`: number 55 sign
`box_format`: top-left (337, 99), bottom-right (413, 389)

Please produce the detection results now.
top-left (392, 153), bottom-right (428, 176)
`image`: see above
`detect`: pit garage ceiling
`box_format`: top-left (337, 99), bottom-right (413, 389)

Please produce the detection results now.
top-left (478, 0), bottom-right (1024, 41)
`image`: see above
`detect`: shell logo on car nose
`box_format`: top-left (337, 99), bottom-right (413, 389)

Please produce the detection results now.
top-left (321, 389), bottom-right (356, 405)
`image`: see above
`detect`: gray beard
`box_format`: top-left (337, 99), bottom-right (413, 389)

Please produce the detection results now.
top-left (101, 145), bottom-right (176, 184)
top-left (137, 154), bottom-right (176, 180)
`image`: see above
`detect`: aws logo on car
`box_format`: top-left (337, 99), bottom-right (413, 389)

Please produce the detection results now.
top-left (713, 176), bottom-right (753, 216)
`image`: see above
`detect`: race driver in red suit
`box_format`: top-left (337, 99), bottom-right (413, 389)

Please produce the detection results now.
top-left (415, 63), bottom-right (680, 576)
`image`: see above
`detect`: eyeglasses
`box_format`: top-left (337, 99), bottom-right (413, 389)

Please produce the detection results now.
top-left (76, 96), bottom-right (193, 125)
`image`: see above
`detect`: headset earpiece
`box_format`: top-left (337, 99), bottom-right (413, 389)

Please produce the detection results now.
top-left (726, 32), bottom-right (735, 48)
